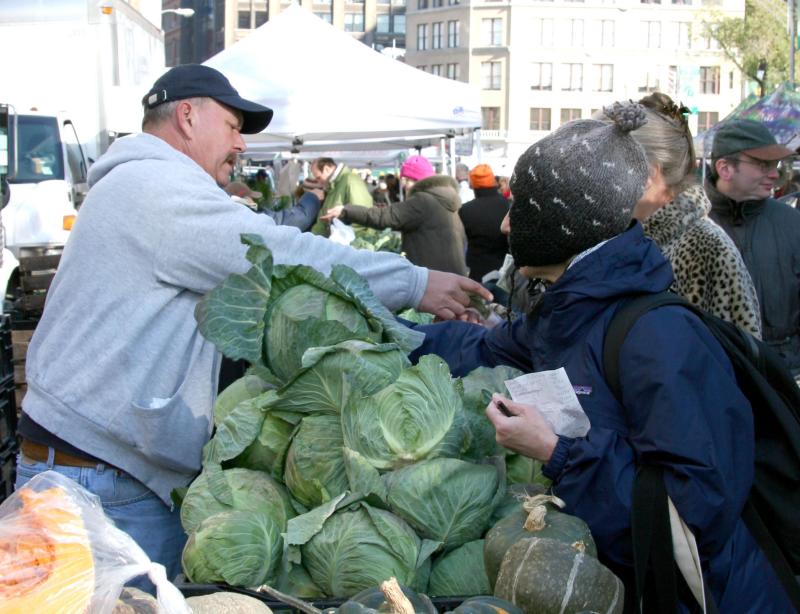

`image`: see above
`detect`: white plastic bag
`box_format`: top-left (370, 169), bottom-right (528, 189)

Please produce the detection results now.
top-left (329, 218), bottom-right (355, 245)
top-left (0, 470), bottom-right (190, 614)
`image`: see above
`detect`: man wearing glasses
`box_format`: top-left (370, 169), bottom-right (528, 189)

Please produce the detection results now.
top-left (706, 119), bottom-right (800, 377)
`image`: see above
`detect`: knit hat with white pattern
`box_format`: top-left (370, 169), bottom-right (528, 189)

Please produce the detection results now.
top-left (509, 101), bottom-right (650, 267)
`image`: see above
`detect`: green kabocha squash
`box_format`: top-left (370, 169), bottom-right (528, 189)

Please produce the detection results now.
top-left (494, 537), bottom-right (624, 614)
top-left (327, 578), bottom-right (437, 614)
top-left (484, 495), bottom-right (597, 590)
top-left (446, 596), bottom-right (526, 614)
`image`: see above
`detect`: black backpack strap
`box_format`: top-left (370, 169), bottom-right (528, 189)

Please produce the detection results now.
top-left (631, 465), bottom-right (679, 614)
top-left (603, 292), bottom-right (689, 400)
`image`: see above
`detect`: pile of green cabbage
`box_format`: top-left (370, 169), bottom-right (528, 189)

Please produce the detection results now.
top-left (180, 236), bottom-right (546, 598)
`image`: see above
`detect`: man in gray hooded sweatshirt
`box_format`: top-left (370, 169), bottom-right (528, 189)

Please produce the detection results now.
top-left (14, 64), bottom-right (489, 579)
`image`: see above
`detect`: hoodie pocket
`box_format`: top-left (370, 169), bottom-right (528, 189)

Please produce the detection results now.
top-left (108, 376), bottom-right (210, 475)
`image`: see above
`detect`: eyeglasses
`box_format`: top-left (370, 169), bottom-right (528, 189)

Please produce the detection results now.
top-left (731, 157), bottom-right (783, 173)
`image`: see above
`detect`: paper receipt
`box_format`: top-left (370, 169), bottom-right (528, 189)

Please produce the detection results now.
top-left (504, 368), bottom-right (591, 437)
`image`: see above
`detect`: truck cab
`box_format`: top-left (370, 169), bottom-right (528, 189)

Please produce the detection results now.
top-left (0, 108), bottom-right (87, 316)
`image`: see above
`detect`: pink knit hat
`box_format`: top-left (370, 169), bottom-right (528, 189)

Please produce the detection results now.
top-left (400, 155), bottom-right (435, 181)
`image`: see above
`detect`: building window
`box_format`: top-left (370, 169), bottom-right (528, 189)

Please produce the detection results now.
top-left (238, 11), bottom-right (250, 28)
top-left (530, 62), bottom-right (553, 90)
top-left (345, 12), bottom-right (364, 32)
top-left (378, 0), bottom-right (390, 3)
top-left (672, 0), bottom-right (691, 4)
top-left (431, 64), bottom-right (442, 76)
top-left (666, 65), bottom-right (678, 95)
top-left (447, 63), bottom-right (460, 80)
top-left (665, 22), bottom-right (691, 49)
top-left (532, 18), bottom-right (554, 47)
top-left (697, 111), bottom-right (719, 131)
top-left (530, 107), bottom-right (552, 131)
top-left (394, 15), bottom-right (405, 33)
top-left (433, 0), bottom-right (444, 6)
top-left (418, 0), bottom-right (428, 8)
top-left (482, 107), bottom-right (500, 131)
top-left (570, 19), bottom-right (584, 46)
top-left (314, 11), bottom-right (332, 23)
top-left (701, 28), bottom-right (720, 50)
top-left (700, 66), bottom-right (720, 94)
top-left (560, 108), bottom-right (582, 124)
top-left (729, 70), bottom-right (734, 89)
top-left (600, 19), bottom-right (614, 47)
top-left (482, 18), bottom-right (503, 46)
top-left (639, 70), bottom-right (661, 93)
top-left (448, 0), bottom-right (460, 4)
top-left (432, 22), bottom-right (443, 48)
top-left (417, 65), bottom-right (427, 71)
top-left (377, 14), bottom-right (390, 33)
top-left (641, 0), bottom-right (661, 3)
top-left (255, 11), bottom-right (268, 26)
top-left (593, 64), bottom-right (613, 92)
top-left (561, 63), bottom-right (583, 91)
top-left (482, 61), bottom-right (502, 90)
top-left (447, 20), bottom-right (459, 47)
top-left (644, 21), bottom-right (661, 48)
top-left (417, 23), bottom-right (428, 50)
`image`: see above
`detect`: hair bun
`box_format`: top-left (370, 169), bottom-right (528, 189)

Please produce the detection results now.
top-left (603, 101), bottom-right (648, 133)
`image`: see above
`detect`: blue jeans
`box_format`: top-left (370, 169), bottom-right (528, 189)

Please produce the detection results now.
top-left (15, 449), bottom-right (187, 584)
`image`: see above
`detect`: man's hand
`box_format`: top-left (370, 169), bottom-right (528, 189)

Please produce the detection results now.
top-left (418, 270), bottom-right (493, 320)
top-left (320, 205), bottom-right (345, 223)
top-left (485, 394), bottom-right (558, 463)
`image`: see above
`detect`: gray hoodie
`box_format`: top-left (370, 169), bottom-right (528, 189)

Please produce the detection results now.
top-left (23, 133), bottom-right (427, 504)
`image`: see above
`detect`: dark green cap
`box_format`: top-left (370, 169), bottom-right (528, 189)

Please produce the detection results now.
top-left (711, 119), bottom-right (793, 161)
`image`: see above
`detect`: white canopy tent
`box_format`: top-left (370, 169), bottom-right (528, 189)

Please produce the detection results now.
top-left (204, 4), bottom-right (481, 157)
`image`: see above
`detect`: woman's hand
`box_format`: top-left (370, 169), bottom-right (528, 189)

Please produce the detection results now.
top-left (485, 394), bottom-right (558, 463)
top-left (320, 205), bottom-right (344, 223)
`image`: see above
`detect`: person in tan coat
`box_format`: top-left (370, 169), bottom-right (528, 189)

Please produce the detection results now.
top-left (321, 155), bottom-right (468, 275)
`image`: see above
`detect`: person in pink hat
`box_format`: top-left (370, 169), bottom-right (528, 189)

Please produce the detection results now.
top-left (321, 155), bottom-right (468, 275)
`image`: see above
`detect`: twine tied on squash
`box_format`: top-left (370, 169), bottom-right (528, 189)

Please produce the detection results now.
top-left (522, 494), bottom-right (566, 532)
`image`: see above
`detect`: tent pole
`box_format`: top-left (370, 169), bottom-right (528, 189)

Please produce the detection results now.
top-left (449, 136), bottom-right (456, 177)
top-left (440, 137), bottom-right (447, 175)
top-left (475, 129), bottom-right (482, 163)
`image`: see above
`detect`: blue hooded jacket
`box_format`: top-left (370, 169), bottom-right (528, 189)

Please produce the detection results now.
top-left (411, 224), bottom-right (791, 611)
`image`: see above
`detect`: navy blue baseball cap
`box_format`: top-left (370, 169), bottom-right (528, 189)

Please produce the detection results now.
top-left (142, 64), bottom-right (273, 134)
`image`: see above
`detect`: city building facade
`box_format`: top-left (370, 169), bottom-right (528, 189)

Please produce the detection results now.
top-left (162, 0), bottom-right (408, 67)
top-left (405, 0), bottom-right (746, 167)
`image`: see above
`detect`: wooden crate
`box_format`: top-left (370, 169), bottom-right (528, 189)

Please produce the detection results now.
top-left (15, 248), bottom-right (62, 317)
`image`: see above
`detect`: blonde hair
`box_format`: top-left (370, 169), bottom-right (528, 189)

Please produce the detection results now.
top-left (595, 93), bottom-right (695, 194)
top-left (634, 93), bottom-right (696, 194)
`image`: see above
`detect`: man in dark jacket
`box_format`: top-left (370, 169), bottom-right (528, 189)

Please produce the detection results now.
top-left (458, 164), bottom-right (510, 283)
top-left (320, 155), bottom-right (468, 275)
top-left (705, 119), bottom-right (800, 376)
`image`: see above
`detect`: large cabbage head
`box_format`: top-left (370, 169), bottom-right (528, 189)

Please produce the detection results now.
top-left (180, 467), bottom-right (295, 534)
top-left (383, 457), bottom-right (505, 551)
top-left (283, 413), bottom-right (348, 509)
top-left (182, 509), bottom-right (283, 587)
top-left (299, 503), bottom-right (433, 598)
top-left (265, 282), bottom-right (377, 382)
top-left (341, 355), bottom-right (465, 470)
top-left (276, 340), bottom-right (409, 415)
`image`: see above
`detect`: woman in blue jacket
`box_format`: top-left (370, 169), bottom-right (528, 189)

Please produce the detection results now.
top-left (411, 103), bottom-right (792, 612)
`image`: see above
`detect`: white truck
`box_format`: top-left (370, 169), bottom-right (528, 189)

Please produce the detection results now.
top-left (0, 0), bottom-right (165, 319)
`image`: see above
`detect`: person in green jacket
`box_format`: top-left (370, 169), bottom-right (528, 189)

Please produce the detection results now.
top-left (309, 157), bottom-right (373, 235)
